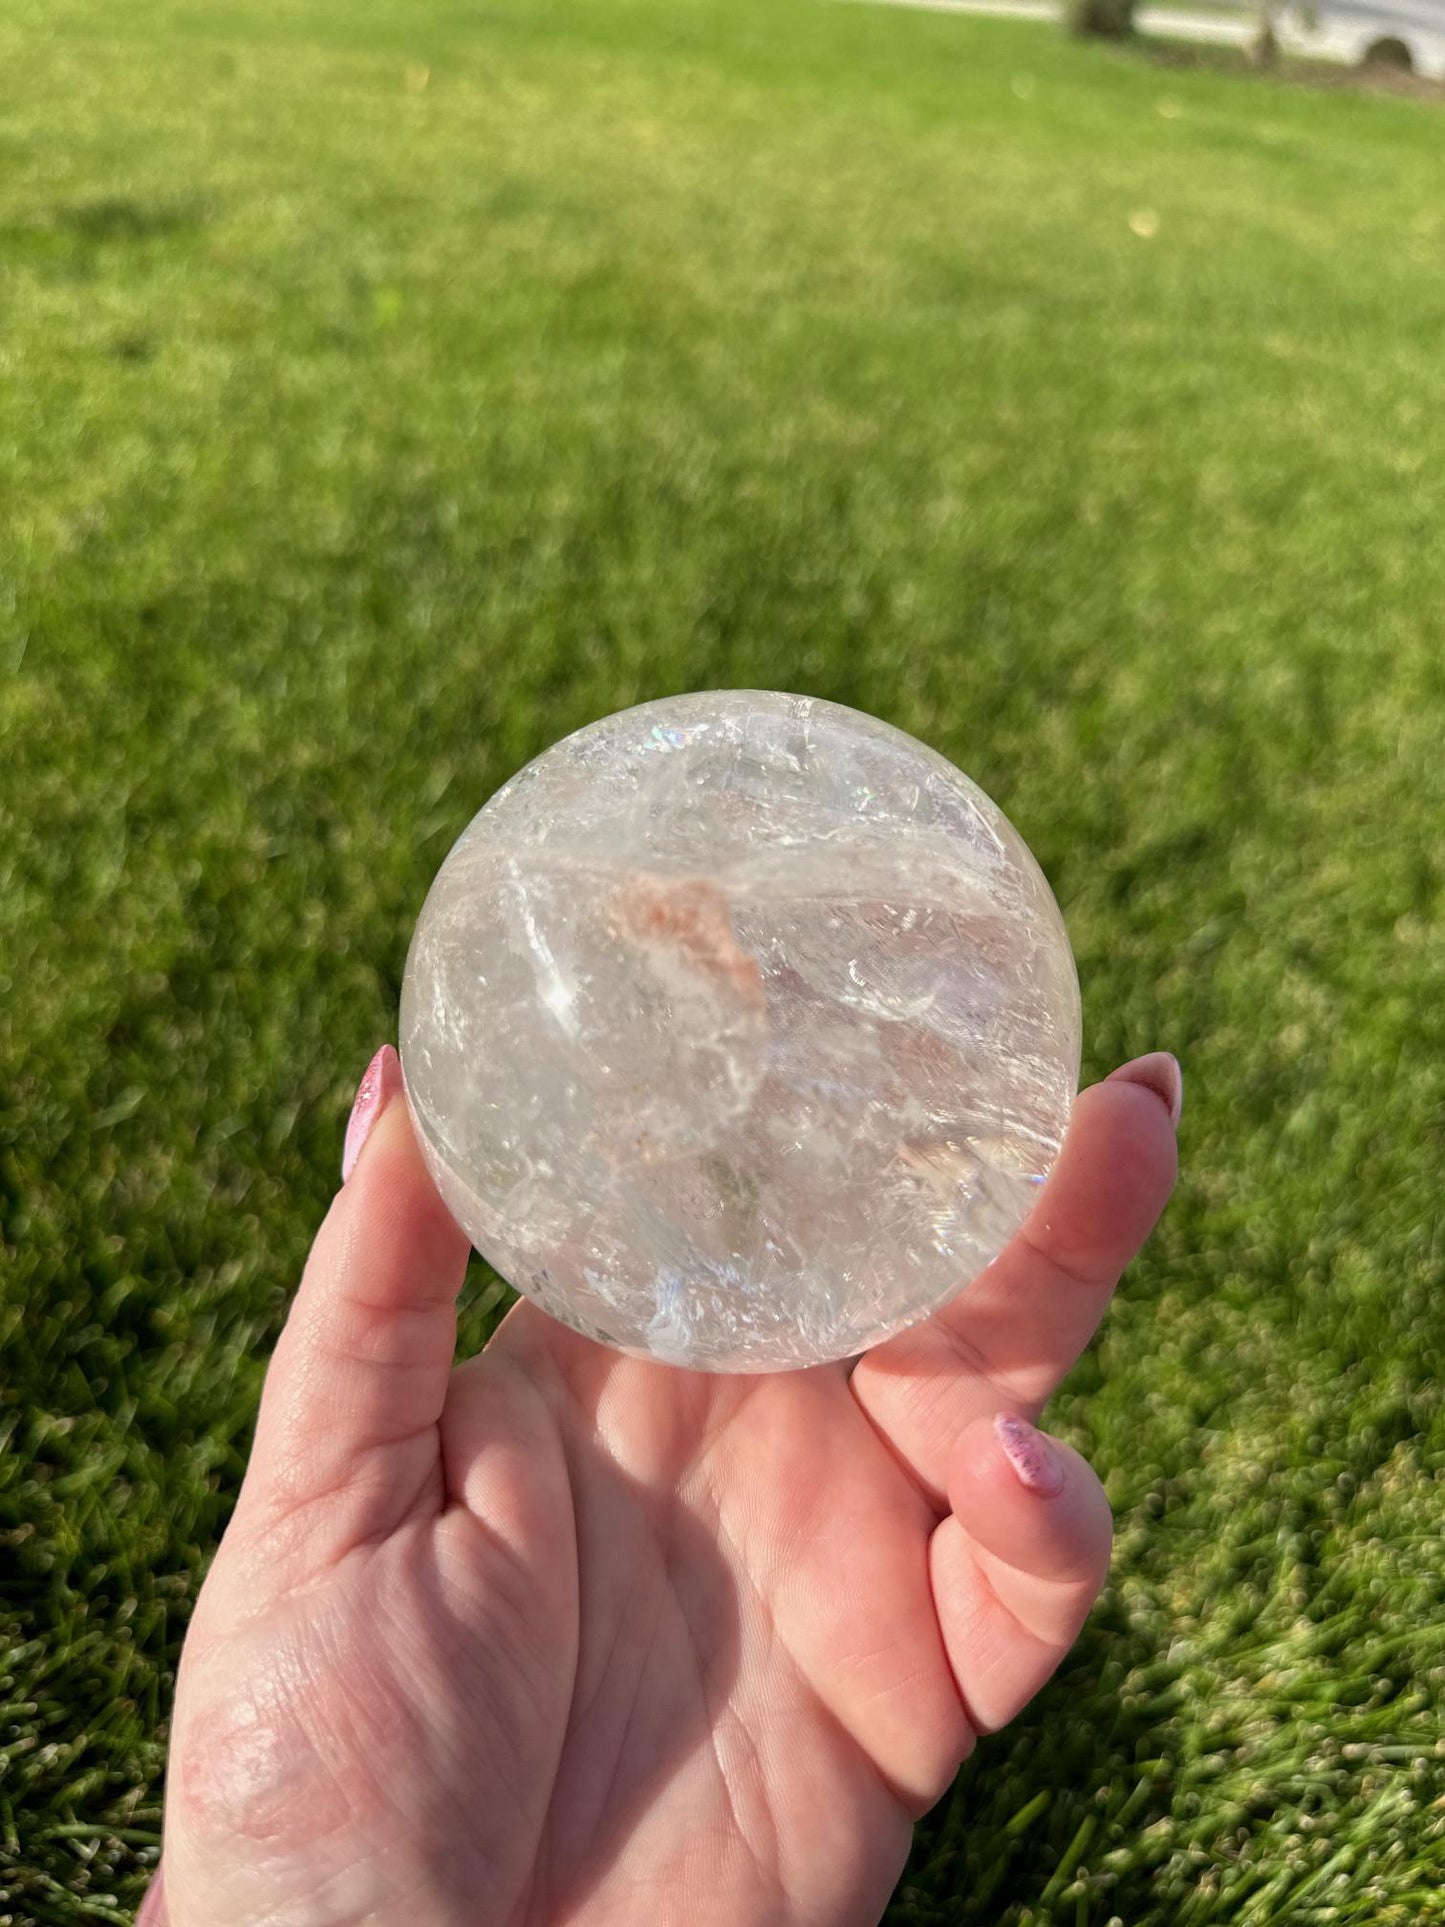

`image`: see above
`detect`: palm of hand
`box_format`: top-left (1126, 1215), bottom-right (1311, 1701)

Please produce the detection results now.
top-left (163, 1054), bottom-right (1176, 1927)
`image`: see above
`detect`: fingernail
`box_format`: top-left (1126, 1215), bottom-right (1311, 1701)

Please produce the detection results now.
top-left (995, 1413), bottom-right (1066, 1497)
top-left (342, 1045), bottom-right (402, 1182)
top-left (1107, 1051), bottom-right (1182, 1129)
top-left (136, 1864), bottom-right (167, 1927)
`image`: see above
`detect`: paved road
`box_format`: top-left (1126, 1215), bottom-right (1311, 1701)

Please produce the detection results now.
top-left (852, 0), bottom-right (1445, 76)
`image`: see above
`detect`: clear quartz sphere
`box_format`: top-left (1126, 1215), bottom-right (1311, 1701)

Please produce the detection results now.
top-left (400, 692), bottom-right (1081, 1372)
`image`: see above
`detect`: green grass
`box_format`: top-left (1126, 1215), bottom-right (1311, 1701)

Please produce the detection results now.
top-left (2, 0), bottom-right (1443, 1919)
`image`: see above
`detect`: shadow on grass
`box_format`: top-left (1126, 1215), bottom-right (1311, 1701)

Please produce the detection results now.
top-left (0, 194), bottom-right (216, 265)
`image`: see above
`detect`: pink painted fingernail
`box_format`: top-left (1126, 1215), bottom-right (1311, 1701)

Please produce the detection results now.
top-left (342, 1045), bottom-right (402, 1182)
top-left (136, 1863), bottom-right (167, 1926)
top-left (1108, 1051), bottom-right (1182, 1129)
top-left (995, 1413), bottom-right (1066, 1497)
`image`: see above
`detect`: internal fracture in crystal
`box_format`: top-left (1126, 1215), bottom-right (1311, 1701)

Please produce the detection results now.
top-left (400, 692), bottom-right (1081, 1372)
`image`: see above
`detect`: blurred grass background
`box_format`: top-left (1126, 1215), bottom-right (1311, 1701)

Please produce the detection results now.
top-left (2, 0), bottom-right (1443, 1919)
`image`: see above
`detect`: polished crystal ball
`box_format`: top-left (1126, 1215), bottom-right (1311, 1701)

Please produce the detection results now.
top-left (400, 692), bottom-right (1080, 1372)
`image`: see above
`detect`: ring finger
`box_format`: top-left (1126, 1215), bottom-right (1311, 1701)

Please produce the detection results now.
top-left (850, 1054), bottom-right (1180, 1507)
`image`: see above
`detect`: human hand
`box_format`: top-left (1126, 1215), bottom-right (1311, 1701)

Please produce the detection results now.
top-left (146, 1045), bottom-right (1178, 1927)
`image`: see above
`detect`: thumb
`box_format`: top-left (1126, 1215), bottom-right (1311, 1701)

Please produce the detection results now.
top-left (231, 1046), bottom-right (472, 1570)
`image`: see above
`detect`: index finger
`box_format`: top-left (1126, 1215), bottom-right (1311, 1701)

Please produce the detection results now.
top-left (850, 1054), bottom-right (1180, 1508)
top-left (230, 1046), bottom-right (472, 1575)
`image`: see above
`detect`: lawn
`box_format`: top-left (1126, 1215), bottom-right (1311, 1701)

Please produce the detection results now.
top-left (2, 0), bottom-right (1442, 1919)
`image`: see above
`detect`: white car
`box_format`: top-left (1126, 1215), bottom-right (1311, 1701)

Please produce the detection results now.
top-left (1279, 2), bottom-right (1445, 78)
